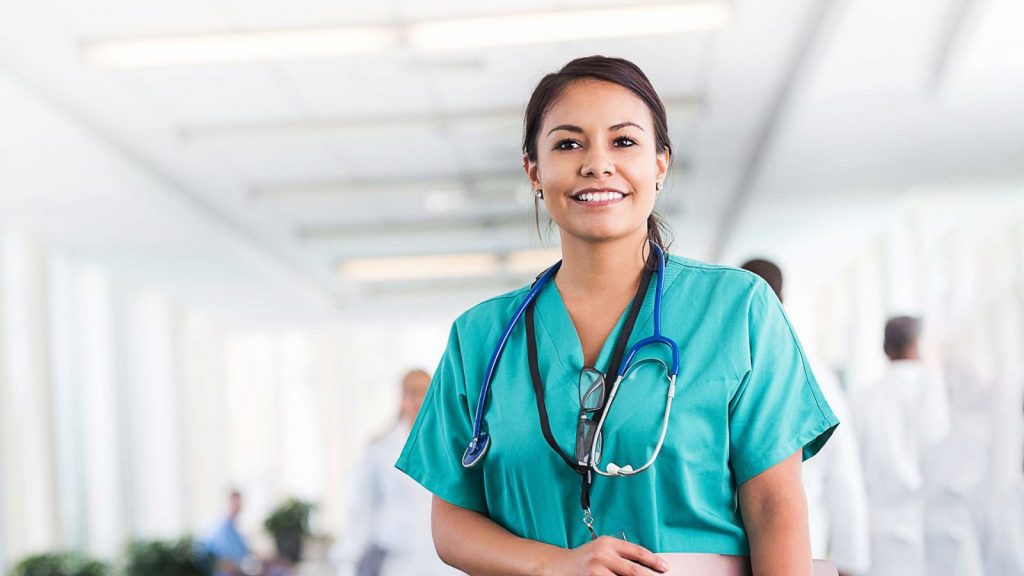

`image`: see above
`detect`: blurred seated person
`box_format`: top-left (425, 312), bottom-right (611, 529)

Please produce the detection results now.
top-left (203, 489), bottom-right (263, 576)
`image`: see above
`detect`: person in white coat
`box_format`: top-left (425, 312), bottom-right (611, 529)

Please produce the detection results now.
top-left (742, 259), bottom-right (870, 576)
top-left (852, 316), bottom-right (950, 576)
top-left (335, 369), bottom-right (462, 576)
top-left (922, 358), bottom-right (988, 576)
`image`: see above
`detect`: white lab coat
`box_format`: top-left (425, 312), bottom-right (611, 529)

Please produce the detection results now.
top-left (922, 361), bottom-right (989, 576)
top-left (851, 360), bottom-right (950, 576)
top-left (988, 479), bottom-right (1024, 575)
top-left (336, 423), bottom-right (461, 576)
top-left (803, 358), bottom-right (870, 574)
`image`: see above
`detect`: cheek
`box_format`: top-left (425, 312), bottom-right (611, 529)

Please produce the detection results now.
top-left (536, 154), bottom-right (576, 184)
top-left (621, 162), bottom-right (658, 191)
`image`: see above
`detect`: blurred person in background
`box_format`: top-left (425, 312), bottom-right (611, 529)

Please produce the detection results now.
top-left (852, 317), bottom-right (949, 576)
top-left (921, 358), bottom-right (989, 576)
top-left (741, 258), bottom-right (870, 576)
top-left (203, 489), bottom-right (262, 576)
top-left (335, 369), bottom-right (458, 576)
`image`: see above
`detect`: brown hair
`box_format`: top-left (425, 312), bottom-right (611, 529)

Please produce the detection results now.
top-left (884, 316), bottom-right (921, 359)
top-left (523, 56), bottom-right (673, 252)
top-left (741, 258), bottom-right (784, 302)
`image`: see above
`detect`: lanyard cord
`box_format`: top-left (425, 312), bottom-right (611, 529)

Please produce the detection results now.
top-left (524, 252), bottom-right (656, 521)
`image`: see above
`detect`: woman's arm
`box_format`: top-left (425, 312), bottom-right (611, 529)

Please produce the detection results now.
top-left (432, 496), bottom-right (668, 576)
top-left (738, 450), bottom-right (812, 576)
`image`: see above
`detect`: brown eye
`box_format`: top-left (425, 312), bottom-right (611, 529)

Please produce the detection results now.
top-left (613, 136), bottom-right (638, 147)
top-left (554, 139), bottom-right (582, 151)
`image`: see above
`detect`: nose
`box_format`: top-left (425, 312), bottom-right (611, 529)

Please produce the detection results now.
top-left (580, 146), bottom-right (615, 178)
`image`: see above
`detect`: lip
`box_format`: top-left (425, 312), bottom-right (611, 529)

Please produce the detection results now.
top-left (570, 187), bottom-right (629, 207)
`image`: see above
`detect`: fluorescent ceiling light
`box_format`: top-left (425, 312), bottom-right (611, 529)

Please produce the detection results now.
top-left (84, 27), bottom-right (399, 69)
top-left (408, 4), bottom-right (732, 52)
top-left (85, 3), bottom-right (730, 69)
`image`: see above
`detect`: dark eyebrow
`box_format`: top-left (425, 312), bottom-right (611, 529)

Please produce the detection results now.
top-left (610, 122), bottom-right (644, 132)
top-left (547, 124), bottom-right (583, 136)
top-left (546, 122), bottom-right (645, 136)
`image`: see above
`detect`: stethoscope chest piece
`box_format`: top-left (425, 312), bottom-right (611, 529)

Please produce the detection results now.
top-left (462, 432), bottom-right (490, 468)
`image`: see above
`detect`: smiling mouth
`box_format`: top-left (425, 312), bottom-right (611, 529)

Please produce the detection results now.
top-left (571, 190), bottom-right (627, 203)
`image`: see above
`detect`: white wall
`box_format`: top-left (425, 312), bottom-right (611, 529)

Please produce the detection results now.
top-left (0, 232), bottom-right (59, 557)
top-left (0, 234), bottom-right (455, 567)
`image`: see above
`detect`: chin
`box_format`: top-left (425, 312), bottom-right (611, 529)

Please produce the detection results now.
top-left (564, 225), bottom-right (641, 245)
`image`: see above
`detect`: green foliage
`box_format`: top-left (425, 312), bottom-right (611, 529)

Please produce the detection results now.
top-left (123, 538), bottom-right (212, 576)
top-left (263, 498), bottom-right (315, 536)
top-left (10, 552), bottom-right (109, 576)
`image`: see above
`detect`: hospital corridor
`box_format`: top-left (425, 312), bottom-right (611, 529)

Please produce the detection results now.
top-left (0, 0), bottom-right (1022, 575)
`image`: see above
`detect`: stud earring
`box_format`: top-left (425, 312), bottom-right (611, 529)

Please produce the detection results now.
top-left (655, 182), bottom-right (663, 191)
top-left (535, 189), bottom-right (544, 200)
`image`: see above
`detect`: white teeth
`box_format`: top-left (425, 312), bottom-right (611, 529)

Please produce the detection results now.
top-left (577, 191), bottom-right (624, 202)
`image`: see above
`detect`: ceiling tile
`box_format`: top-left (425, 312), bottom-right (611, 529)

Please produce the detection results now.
top-left (394, 0), bottom-right (555, 22)
top-left (197, 136), bottom-right (346, 184)
top-left (214, 0), bottom-right (397, 29)
top-left (128, 64), bottom-right (302, 126)
top-left (951, 0), bottom-right (1024, 89)
top-left (319, 123), bottom-right (459, 178)
top-left (275, 58), bottom-right (437, 118)
top-left (43, 0), bottom-right (230, 37)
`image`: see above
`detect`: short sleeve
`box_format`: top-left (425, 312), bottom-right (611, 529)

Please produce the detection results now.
top-left (395, 322), bottom-right (488, 513)
top-left (728, 281), bottom-right (839, 485)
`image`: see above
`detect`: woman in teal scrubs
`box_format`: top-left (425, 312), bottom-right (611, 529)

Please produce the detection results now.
top-left (396, 56), bottom-right (838, 575)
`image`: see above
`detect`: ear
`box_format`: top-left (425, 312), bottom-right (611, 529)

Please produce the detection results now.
top-left (655, 149), bottom-right (670, 190)
top-left (523, 154), bottom-right (542, 190)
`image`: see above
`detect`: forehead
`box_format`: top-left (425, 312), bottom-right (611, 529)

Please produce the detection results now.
top-left (541, 79), bottom-right (653, 131)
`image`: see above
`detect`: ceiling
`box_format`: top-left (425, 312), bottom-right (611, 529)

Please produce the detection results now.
top-left (0, 0), bottom-right (1021, 322)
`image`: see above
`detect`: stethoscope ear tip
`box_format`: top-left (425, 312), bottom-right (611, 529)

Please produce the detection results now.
top-left (461, 432), bottom-right (490, 468)
top-left (606, 463), bottom-right (634, 476)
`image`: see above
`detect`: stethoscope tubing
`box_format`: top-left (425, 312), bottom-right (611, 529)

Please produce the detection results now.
top-left (470, 262), bottom-right (561, 440)
top-left (589, 372), bottom-right (677, 477)
top-left (463, 262), bottom-right (561, 466)
top-left (464, 242), bottom-right (679, 470)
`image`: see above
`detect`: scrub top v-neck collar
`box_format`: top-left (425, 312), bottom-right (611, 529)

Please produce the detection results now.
top-left (534, 258), bottom-right (682, 376)
top-left (534, 281), bottom-right (628, 374)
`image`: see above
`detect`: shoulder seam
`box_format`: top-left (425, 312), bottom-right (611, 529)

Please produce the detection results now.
top-left (667, 255), bottom-right (762, 284)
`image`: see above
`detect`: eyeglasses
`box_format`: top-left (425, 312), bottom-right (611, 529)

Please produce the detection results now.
top-left (576, 357), bottom-right (677, 477)
top-left (575, 367), bottom-right (606, 467)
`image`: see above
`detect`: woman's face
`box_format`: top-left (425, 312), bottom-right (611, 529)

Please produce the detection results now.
top-left (525, 79), bottom-right (669, 245)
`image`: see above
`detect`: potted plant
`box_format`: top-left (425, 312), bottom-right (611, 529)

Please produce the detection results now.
top-left (123, 538), bottom-right (213, 576)
top-left (9, 552), bottom-right (108, 576)
top-left (263, 498), bottom-right (314, 563)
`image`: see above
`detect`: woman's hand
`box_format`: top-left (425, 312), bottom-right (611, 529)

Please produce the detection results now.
top-left (540, 536), bottom-right (669, 576)
top-left (432, 496), bottom-right (667, 576)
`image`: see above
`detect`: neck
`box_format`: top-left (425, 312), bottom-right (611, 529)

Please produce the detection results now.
top-left (555, 231), bottom-right (650, 296)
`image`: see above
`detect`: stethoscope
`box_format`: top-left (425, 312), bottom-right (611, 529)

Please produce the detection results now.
top-left (461, 242), bottom-right (680, 477)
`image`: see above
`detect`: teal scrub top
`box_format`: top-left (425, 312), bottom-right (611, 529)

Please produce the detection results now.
top-left (396, 255), bottom-right (838, 554)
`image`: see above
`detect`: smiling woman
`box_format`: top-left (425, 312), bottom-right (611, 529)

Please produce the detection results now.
top-left (522, 57), bottom-right (673, 253)
top-left (395, 56), bottom-right (838, 576)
